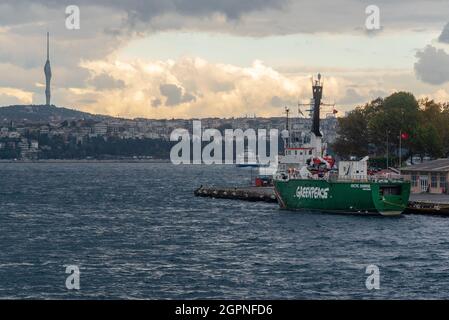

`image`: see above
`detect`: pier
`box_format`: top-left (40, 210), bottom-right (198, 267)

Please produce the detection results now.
top-left (406, 194), bottom-right (449, 215)
top-left (194, 186), bottom-right (277, 203)
top-left (194, 185), bottom-right (449, 215)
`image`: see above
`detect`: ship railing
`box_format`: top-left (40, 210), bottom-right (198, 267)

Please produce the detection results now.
top-left (368, 175), bottom-right (406, 183)
top-left (327, 174), bottom-right (406, 183)
top-left (276, 172), bottom-right (407, 183)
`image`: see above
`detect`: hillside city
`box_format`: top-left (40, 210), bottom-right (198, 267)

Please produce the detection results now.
top-left (0, 106), bottom-right (338, 160)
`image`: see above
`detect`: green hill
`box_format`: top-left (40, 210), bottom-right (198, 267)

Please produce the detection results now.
top-left (0, 104), bottom-right (112, 123)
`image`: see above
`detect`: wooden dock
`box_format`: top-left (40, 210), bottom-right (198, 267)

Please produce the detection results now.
top-left (194, 185), bottom-right (449, 215)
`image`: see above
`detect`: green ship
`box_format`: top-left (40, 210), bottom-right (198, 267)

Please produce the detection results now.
top-left (273, 74), bottom-right (410, 216)
top-left (274, 179), bottom-right (410, 216)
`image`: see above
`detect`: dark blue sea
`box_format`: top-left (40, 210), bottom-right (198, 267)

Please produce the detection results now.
top-left (1, 162), bottom-right (449, 299)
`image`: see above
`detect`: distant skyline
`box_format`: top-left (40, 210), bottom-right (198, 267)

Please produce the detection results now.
top-left (1, 1), bottom-right (449, 119)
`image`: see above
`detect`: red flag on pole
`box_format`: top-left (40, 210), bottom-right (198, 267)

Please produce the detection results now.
top-left (401, 132), bottom-right (409, 140)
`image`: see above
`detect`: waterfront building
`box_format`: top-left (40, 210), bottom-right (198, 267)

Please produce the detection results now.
top-left (7, 132), bottom-right (20, 139)
top-left (0, 127), bottom-right (8, 137)
top-left (39, 125), bottom-right (50, 134)
top-left (93, 122), bottom-right (108, 135)
top-left (401, 158), bottom-right (449, 194)
top-left (18, 138), bottom-right (38, 160)
top-left (79, 127), bottom-right (92, 136)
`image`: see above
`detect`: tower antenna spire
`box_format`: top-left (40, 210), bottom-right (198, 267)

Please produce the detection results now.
top-left (44, 32), bottom-right (52, 105)
top-left (47, 31), bottom-right (49, 60)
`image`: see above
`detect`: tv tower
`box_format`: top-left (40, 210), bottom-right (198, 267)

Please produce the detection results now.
top-left (44, 32), bottom-right (52, 106)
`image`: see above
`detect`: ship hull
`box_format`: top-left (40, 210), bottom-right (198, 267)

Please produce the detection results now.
top-left (274, 179), bottom-right (411, 216)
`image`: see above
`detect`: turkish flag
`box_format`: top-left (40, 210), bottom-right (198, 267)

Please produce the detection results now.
top-left (401, 132), bottom-right (409, 140)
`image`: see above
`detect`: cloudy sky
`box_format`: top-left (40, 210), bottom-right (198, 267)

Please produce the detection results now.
top-left (1, 0), bottom-right (449, 119)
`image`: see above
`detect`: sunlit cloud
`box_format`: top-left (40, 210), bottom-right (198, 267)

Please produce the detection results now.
top-left (0, 87), bottom-right (33, 104)
top-left (72, 56), bottom-right (350, 118)
top-left (1, 1), bottom-right (449, 118)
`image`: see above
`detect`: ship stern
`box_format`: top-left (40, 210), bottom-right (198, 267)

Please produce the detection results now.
top-left (371, 182), bottom-right (411, 216)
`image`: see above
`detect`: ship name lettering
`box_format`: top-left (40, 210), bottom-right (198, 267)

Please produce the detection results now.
top-left (295, 186), bottom-right (329, 200)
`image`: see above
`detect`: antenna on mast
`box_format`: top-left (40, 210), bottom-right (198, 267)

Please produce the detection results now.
top-left (297, 99), bottom-right (304, 117)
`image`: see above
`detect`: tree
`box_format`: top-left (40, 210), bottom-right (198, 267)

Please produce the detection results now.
top-left (413, 98), bottom-right (446, 158)
top-left (331, 91), bottom-right (447, 163)
top-left (419, 99), bottom-right (449, 157)
top-left (422, 124), bottom-right (443, 158)
top-left (368, 92), bottom-right (419, 157)
top-left (442, 103), bottom-right (449, 156)
top-left (332, 106), bottom-right (370, 157)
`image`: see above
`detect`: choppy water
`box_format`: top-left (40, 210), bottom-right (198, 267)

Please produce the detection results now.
top-left (1, 163), bottom-right (449, 299)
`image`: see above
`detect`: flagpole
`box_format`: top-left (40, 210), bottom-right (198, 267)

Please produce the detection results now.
top-left (386, 130), bottom-right (389, 169)
top-left (399, 129), bottom-right (402, 168)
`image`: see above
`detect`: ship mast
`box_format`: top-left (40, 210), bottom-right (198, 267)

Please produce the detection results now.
top-left (311, 74), bottom-right (323, 137)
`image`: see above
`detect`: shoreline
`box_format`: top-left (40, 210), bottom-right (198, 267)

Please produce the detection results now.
top-left (0, 159), bottom-right (171, 164)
